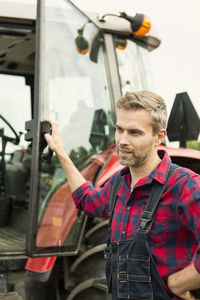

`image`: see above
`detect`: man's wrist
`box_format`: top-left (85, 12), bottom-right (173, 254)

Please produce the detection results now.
top-left (167, 264), bottom-right (200, 297)
top-left (55, 148), bottom-right (68, 160)
top-left (167, 273), bottom-right (180, 295)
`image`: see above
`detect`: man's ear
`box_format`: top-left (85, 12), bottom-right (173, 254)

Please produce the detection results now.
top-left (157, 129), bottom-right (167, 145)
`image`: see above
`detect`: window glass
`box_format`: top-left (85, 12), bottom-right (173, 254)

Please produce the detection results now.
top-left (115, 37), bottom-right (154, 94)
top-left (41, 0), bottom-right (114, 164)
top-left (0, 75), bottom-right (31, 153)
top-left (0, 74), bottom-right (31, 254)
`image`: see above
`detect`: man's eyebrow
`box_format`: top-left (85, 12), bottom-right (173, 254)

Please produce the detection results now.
top-left (128, 128), bottom-right (144, 134)
top-left (115, 124), bottom-right (143, 134)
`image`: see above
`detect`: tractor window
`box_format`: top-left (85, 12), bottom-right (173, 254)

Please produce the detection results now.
top-left (0, 74), bottom-right (31, 256)
top-left (114, 37), bottom-right (154, 94)
top-left (0, 74), bottom-right (31, 154)
top-left (28, 0), bottom-right (115, 256)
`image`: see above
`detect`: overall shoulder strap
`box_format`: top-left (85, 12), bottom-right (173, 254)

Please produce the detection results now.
top-left (106, 172), bottom-right (122, 247)
top-left (108, 173), bottom-right (122, 225)
top-left (140, 163), bottom-right (179, 232)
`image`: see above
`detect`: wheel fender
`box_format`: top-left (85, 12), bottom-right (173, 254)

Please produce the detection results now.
top-left (25, 256), bottom-right (56, 273)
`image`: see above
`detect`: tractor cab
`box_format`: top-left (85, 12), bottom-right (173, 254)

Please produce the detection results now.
top-left (0, 0), bottom-right (159, 258)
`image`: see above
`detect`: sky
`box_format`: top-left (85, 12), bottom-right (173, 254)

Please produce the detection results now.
top-left (73, 0), bottom-right (200, 118)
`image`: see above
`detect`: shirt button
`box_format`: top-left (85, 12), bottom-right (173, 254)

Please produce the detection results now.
top-left (126, 206), bottom-right (130, 211)
top-left (122, 231), bottom-right (125, 235)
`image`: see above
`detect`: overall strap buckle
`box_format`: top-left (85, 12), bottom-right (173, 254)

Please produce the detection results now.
top-left (140, 211), bottom-right (153, 230)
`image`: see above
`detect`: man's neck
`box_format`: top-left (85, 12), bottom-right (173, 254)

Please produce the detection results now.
top-left (129, 154), bottom-right (161, 189)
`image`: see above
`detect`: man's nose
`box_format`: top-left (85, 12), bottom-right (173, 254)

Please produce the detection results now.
top-left (119, 132), bottom-right (129, 145)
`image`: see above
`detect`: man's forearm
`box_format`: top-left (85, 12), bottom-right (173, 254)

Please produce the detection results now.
top-left (168, 263), bottom-right (200, 298)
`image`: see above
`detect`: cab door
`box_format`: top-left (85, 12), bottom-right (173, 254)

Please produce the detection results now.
top-left (27, 0), bottom-right (116, 257)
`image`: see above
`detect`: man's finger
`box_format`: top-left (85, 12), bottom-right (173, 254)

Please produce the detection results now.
top-left (44, 133), bottom-right (50, 140)
top-left (44, 133), bottom-right (52, 145)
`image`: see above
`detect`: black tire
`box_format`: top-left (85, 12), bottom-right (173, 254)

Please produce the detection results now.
top-left (25, 278), bottom-right (56, 300)
top-left (66, 219), bottom-right (109, 300)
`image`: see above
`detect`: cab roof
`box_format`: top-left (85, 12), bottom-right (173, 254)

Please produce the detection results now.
top-left (0, 0), bottom-right (36, 20)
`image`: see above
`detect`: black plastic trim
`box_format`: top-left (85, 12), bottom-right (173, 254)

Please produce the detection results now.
top-left (26, 0), bottom-right (42, 258)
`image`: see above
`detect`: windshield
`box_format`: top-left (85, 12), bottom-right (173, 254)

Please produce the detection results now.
top-left (41, 0), bottom-right (114, 164)
top-left (115, 37), bottom-right (154, 94)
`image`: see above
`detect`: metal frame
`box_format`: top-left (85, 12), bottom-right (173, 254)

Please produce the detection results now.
top-left (103, 33), bottom-right (122, 119)
top-left (26, 0), bottom-right (43, 257)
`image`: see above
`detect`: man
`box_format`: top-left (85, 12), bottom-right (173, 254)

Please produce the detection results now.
top-left (45, 91), bottom-right (200, 299)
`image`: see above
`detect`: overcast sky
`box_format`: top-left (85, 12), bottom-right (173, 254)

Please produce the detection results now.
top-left (73, 0), bottom-right (200, 118)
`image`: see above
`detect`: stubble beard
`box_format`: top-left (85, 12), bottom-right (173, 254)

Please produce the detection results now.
top-left (117, 147), bottom-right (152, 168)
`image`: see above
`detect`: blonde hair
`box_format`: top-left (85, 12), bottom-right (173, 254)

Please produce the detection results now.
top-left (116, 91), bottom-right (167, 134)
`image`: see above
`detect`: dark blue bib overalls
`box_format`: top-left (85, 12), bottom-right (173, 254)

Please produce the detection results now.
top-left (104, 165), bottom-right (178, 300)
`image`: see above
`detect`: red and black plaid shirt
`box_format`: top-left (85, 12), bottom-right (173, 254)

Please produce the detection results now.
top-left (72, 150), bottom-right (200, 295)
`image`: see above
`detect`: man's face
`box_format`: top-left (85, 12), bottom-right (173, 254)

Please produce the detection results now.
top-left (115, 108), bottom-right (161, 168)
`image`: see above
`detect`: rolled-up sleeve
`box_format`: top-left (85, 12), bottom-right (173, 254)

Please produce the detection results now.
top-left (72, 177), bottom-right (114, 218)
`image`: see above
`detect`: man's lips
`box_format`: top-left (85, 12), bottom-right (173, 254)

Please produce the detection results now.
top-left (118, 149), bottom-right (132, 155)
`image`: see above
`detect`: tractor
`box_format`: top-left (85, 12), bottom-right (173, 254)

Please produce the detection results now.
top-left (0, 0), bottom-right (200, 299)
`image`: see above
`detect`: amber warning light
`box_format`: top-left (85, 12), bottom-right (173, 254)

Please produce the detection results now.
top-left (75, 21), bottom-right (90, 55)
top-left (120, 12), bottom-right (151, 36)
top-left (75, 30), bottom-right (89, 54)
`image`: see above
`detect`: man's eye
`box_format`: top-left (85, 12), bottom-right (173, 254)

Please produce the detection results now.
top-left (116, 127), bottom-right (123, 132)
top-left (130, 131), bottom-right (140, 135)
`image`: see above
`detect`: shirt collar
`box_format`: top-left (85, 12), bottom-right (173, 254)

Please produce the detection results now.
top-left (150, 150), bottom-right (172, 184)
top-left (120, 149), bottom-right (172, 185)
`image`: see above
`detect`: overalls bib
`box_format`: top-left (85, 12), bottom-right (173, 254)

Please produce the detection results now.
top-left (105, 165), bottom-right (178, 300)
